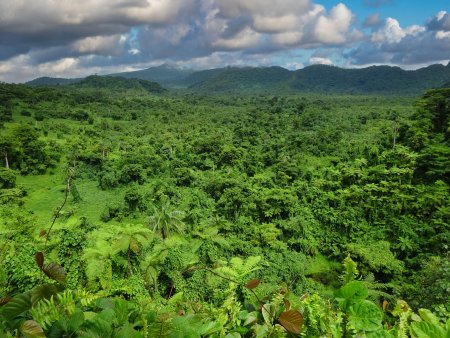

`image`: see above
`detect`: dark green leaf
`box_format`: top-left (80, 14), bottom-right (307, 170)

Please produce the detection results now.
top-left (0, 292), bottom-right (32, 321)
top-left (31, 284), bottom-right (62, 306)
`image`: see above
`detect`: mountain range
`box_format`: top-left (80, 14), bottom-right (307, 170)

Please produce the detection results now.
top-left (26, 62), bottom-right (450, 95)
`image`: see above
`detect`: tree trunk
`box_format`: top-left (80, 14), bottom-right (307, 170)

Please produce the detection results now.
top-left (4, 151), bottom-right (9, 169)
top-left (127, 245), bottom-right (132, 277)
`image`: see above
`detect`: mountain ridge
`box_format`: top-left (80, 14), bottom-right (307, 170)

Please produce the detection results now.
top-left (26, 63), bottom-right (450, 94)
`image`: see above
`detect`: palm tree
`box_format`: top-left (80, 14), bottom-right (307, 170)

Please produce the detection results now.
top-left (147, 200), bottom-right (185, 239)
top-left (112, 224), bottom-right (153, 276)
top-left (82, 239), bottom-right (118, 291)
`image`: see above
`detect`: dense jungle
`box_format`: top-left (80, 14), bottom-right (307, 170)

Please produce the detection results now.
top-left (0, 78), bottom-right (449, 337)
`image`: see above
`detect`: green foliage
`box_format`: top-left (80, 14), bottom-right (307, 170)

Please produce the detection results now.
top-left (0, 83), bottom-right (449, 337)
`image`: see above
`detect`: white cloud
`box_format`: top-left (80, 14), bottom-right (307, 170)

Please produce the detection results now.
top-left (371, 18), bottom-right (406, 43)
top-left (72, 35), bottom-right (125, 55)
top-left (314, 3), bottom-right (354, 44)
top-left (309, 57), bottom-right (334, 65)
top-left (213, 27), bottom-right (262, 50)
top-left (349, 14), bottom-right (450, 66)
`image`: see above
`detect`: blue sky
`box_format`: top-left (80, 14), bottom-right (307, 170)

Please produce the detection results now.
top-left (0, 0), bottom-right (449, 82)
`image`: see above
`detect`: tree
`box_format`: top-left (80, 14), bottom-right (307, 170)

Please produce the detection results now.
top-left (112, 224), bottom-right (153, 276)
top-left (147, 200), bottom-right (185, 239)
top-left (0, 137), bottom-right (13, 169)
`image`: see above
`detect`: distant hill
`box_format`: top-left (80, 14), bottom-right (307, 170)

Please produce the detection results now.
top-left (26, 62), bottom-right (450, 94)
top-left (185, 66), bottom-right (291, 91)
top-left (27, 77), bottom-right (81, 86)
top-left (191, 64), bottom-right (450, 94)
top-left (72, 75), bottom-right (166, 93)
top-left (109, 64), bottom-right (194, 87)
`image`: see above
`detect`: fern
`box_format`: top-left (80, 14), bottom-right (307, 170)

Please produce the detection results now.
top-left (391, 300), bottom-right (413, 338)
top-left (341, 255), bottom-right (359, 284)
top-left (30, 296), bottom-right (60, 330)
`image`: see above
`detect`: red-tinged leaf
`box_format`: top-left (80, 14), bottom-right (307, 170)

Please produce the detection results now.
top-left (245, 278), bottom-right (260, 289)
top-left (42, 262), bottom-right (66, 284)
top-left (39, 229), bottom-right (47, 237)
top-left (21, 320), bottom-right (45, 338)
top-left (279, 310), bottom-right (304, 335)
top-left (0, 297), bottom-right (12, 306)
top-left (284, 298), bottom-right (291, 311)
top-left (1, 293), bottom-right (32, 320)
top-left (35, 252), bottom-right (44, 269)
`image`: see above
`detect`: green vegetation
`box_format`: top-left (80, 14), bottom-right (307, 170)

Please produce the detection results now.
top-left (0, 80), bottom-right (449, 337)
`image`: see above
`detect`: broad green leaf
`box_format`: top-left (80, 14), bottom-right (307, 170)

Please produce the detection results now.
top-left (410, 321), bottom-right (446, 338)
top-left (348, 300), bottom-right (383, 332)
top-left (335, 281), bottom-right (368, 310)
top-left (418, 308), bottom-right (440, 325)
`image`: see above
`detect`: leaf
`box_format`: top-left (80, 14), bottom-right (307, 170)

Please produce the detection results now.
top-left (42, 262), bottom-right (67, 284)
top-left (284, 299), bottom-right (291, 311)
top-left (418, 308), bottom-right (440, 325)
top-left (21, 320), bottom-right (45, 338)
top-left (39, 229), bottom-right (47, 237)
top-left (348, 300), bottom-right (383, 332)
top-left (279, 310), bottom-right (304, 334)
top-left (335, 281), bottom-right (368, 311)
top-left (0, 292), bottom-right (32, 321)
top-left (31, 284), bottom-right (62, 306)
top-left (410, 321), bottom-right (446, 338)
top-left (35, 252), bottom-right (44, 269)
top-left (0, 297), bottom-right (12, 306)
top-left (245, 278), bottom-right (260, 290)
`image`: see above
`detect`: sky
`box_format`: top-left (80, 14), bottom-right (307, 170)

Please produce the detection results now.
top-left (0, 0), bottom-right (449, 83)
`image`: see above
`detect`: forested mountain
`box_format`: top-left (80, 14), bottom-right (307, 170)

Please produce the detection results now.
top-left (73, 75), bottom-right (166, 93)
top-left (26, 62), bottom-right (450, 95)
top-left (191, 63), bottom-right (450, 94)
top-left (185, 66), bottom-right (292, 91)
top-left (26, 76), bottom-right (81, 86)
top-left (108, 64), bottom-right (194, 87)
top-left (0, 79), bottom-right (449, 336)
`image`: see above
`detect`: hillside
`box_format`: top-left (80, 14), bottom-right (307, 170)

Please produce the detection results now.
top-left (185, 66), bottom-right (291, 91)
top-left (192, 63), bottom-right (450, 94)
top-left (73, 75), bottom-right (166, 93)
top-left (26, 76), bottom-right (81, 86)
top-left (108, 64), bottom-right (194, 87)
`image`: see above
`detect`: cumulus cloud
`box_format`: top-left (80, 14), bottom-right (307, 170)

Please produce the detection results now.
top-left (0, 0), bottom-right (448, 82)
top-left (349, 12), bottom-right (450, 66)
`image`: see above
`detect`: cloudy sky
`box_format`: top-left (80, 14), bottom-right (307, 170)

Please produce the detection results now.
top-left (0, 0), bottom-right (449, 82)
